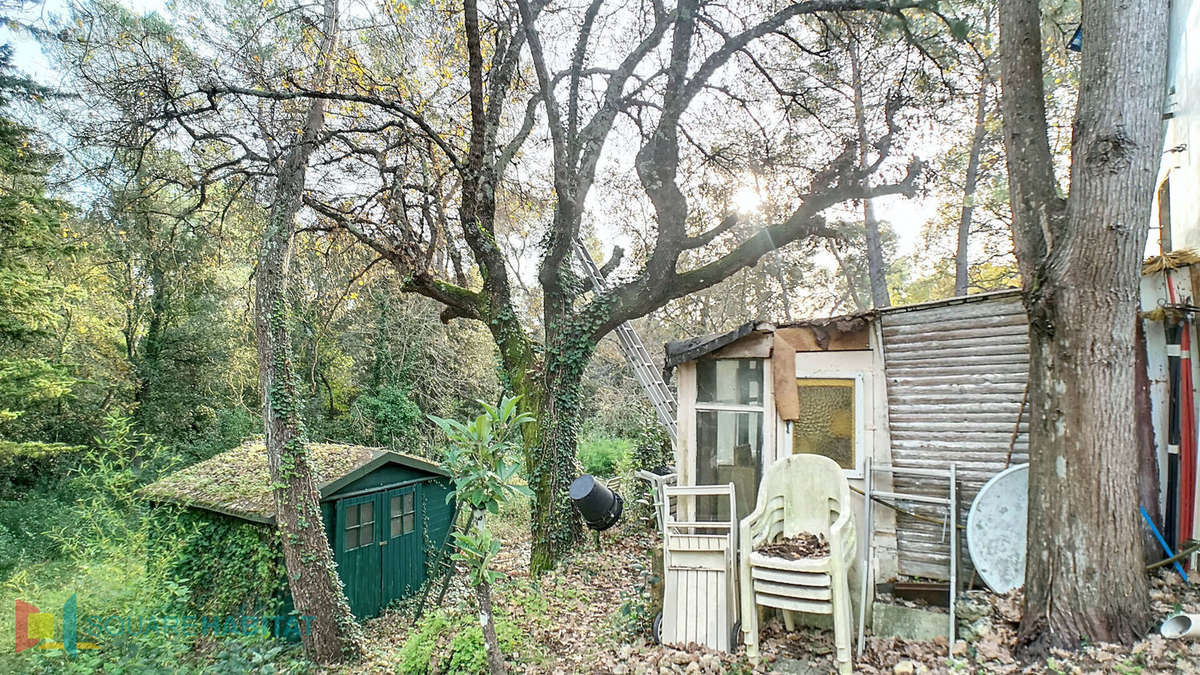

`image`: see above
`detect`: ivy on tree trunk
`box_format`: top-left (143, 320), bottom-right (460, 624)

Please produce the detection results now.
top-left (254, 0), bottom-right (362, 663)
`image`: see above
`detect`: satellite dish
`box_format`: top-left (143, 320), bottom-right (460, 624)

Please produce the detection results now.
top-left (967, 464), bottom-right (1029, 593)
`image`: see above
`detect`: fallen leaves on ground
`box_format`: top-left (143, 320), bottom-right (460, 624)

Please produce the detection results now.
top-left (341, 517), bottom-right (1200, 675)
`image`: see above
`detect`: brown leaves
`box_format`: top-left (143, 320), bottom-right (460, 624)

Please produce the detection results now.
top-left (351, 525), bottom-right (1200, 675)
top-left (755, 532), bottom-right (830, 560)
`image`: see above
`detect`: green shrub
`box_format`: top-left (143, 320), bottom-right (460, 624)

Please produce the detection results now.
top-left (354, 385), bottom-right (423, 449)
top-left (179, 406), bottom-right (259, 463)
top-left (396, 609), bottom-right (522, 674)
top-left (0, 488), bottom-right (73, 577)
top-left (577, 436), bottom-right (633, 477)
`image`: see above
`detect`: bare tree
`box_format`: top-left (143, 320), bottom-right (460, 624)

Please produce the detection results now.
top-left (954, 72), bottom-right (988, 297)
top-left (511, 0), bottom-right (945, 568)
top-left (847, 31), bottom-right (890, 307)
top-left (954, 10), bottom-right (994, 297)
top-left (998, 0), bottom-right (1165, 653)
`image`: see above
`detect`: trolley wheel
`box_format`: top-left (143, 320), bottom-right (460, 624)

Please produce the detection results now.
top-left (731, 620), bottom-right (742, 648)
top-left (652, 611), bottom-right (663, 644)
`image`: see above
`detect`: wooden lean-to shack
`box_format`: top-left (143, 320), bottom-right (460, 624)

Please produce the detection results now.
top-left (664, 290), bottom-right (1031, 582)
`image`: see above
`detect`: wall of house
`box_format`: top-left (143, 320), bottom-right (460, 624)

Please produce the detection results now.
top-left (790, 339), bottom-right (900, 580)
top-left (1156, 0), bottom-right (1200, 250)
top-left (878, 292), bottom-right (1029, 580)
top-left (672, 327), bottom-right (901, 584)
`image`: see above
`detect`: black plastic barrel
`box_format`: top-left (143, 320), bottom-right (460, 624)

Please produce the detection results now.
top-left (569, 474), bottom-right (623, 531)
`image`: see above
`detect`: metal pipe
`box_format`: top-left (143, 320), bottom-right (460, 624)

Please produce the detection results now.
top-left (857, 457), bottom-right (872, 658)
top-left (948, 463), bottom-right (957, 649)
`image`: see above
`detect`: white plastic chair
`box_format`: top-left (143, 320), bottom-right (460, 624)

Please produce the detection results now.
top-left (739, 454), bottom-right (857, 674)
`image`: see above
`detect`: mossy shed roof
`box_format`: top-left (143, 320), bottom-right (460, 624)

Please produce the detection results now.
top-left (141, 441), bottom-right (448, 524)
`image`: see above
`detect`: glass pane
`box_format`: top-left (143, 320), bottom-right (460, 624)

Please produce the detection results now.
top-left (403, 492), bottom-right (414, 514)
top-left (346, 505), bottom-right (359, 527)
top-left (346, 526), bottom-right (358, 550)
top-left (695, 409), bottom-right (763, 522)
top-left (793, 378), bottom-right (855, 470)
top-left (362, 501), bottom-right (373, 525)
top-left (360, 522), bottom-right (374, 546)
top-left (697, 359), bottom-right (763, 405)
top-left (403, 514), bottom-right (414, 534)
top-left (391, 496), bottom-right (402, 519)
top-left (391, 516), bottom-right (401, 537)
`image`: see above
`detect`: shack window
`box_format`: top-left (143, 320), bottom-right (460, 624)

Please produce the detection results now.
top-left (345, 502), bottom-right (375, 550)
top-left (697, 358), bottom-right (762, 406)
top-left (792, 378), bottom-right (856, 471)
top-left (694, 358), bottom-right (765, 520)
top-left (391, 492), bottom-right (416, 536)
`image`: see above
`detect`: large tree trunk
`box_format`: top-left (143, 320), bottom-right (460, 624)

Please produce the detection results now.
top-left (998, 0), bottom-right (1165, 654)
top-left (254, 0), bottom-right (362, 663)
top-left (524, 329), bottom-right (589, 574)
top-left (955, 73), bottom-right (989, 297)
top-left (848, 35), bottom-right (890, 309)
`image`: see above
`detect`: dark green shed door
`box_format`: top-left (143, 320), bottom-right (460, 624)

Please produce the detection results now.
top-left (382, 486), bottom-right (424, 601)
top-left (336, 493), bottom-right (382, 618)
top-left (334, 484), bottom-right (427, 619)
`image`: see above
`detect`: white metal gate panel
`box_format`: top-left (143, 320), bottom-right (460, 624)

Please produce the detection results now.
top-left (880, 292), bottom-right (1030, 579)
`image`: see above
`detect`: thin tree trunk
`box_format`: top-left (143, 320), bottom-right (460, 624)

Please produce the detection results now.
top-left (254, 0), bottom-right (361, 663)
top-left (470, 508), bottom-right (506, 674)
top-left (1135, 315), bottom-right (1163, 565)
top-left (955, 73), bottom-right (989, 297)
top-left (998, 0), bottom-right (1165, 653)
top-left (848, 35), bottom-right (889, 308)
top-left (829, 242), bottom-right (867, 312)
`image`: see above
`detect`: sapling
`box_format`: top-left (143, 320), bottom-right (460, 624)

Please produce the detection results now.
top-left (430, 395), bottom-right (534, 675)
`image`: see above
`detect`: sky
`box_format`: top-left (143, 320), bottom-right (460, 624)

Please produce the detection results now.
top-left (4, 0), bottom-right (939, 258)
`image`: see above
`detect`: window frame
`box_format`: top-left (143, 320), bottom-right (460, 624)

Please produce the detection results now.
top-left (390, 490), bottom-right (417, 537)
top-left (788, 371), bottom-right (866, 479)
top-left (344, 501), bottom-right (376, 550)
top-left (694, 358), bottom-right (766, 415)
top-left (692, 357), bottom-right (769, 520)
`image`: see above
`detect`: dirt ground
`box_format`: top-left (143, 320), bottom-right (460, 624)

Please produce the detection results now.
top-left (351, 519), bottom-right (1200, 674)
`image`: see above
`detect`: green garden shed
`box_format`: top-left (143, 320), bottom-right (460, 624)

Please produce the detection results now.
top-left (142, 441), bottom-right (456, 619)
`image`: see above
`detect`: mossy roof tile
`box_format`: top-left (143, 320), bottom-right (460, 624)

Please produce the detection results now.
top-left (141, 441), bottom-right (444, 523)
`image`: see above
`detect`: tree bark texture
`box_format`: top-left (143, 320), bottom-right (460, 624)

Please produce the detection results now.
top-left (998, 0), bottom-right (1165, 653)
top-left (526, 325), bottom-right (592, 573)
top-left (254, 0), bottom-right (361, 663)
top-left (1135, 316), bottom-right (1163, 565)
top-left (955, 73), bottom-right (989, 297)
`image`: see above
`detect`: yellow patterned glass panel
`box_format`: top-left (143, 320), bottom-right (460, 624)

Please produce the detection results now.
top-left (793, 378), bottom-right (855, 470)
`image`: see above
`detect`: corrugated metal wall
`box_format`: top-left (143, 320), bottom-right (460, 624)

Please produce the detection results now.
top-left (880, 292), bottom-right (1030, 580)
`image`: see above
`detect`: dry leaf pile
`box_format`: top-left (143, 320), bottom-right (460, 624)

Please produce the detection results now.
top-left (755, 532), bottom-right (830, 560)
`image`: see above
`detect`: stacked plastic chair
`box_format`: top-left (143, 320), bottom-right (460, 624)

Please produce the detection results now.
top-left (739, 454), bottom-right (858, 674)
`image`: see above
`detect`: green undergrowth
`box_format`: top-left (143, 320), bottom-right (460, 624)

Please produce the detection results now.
top-left (577, 435), bottom-right (633, 477)
top-left (395, 607), bottom-right (526, 674)
top-left (0, 416), bottom-right (310, 674)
